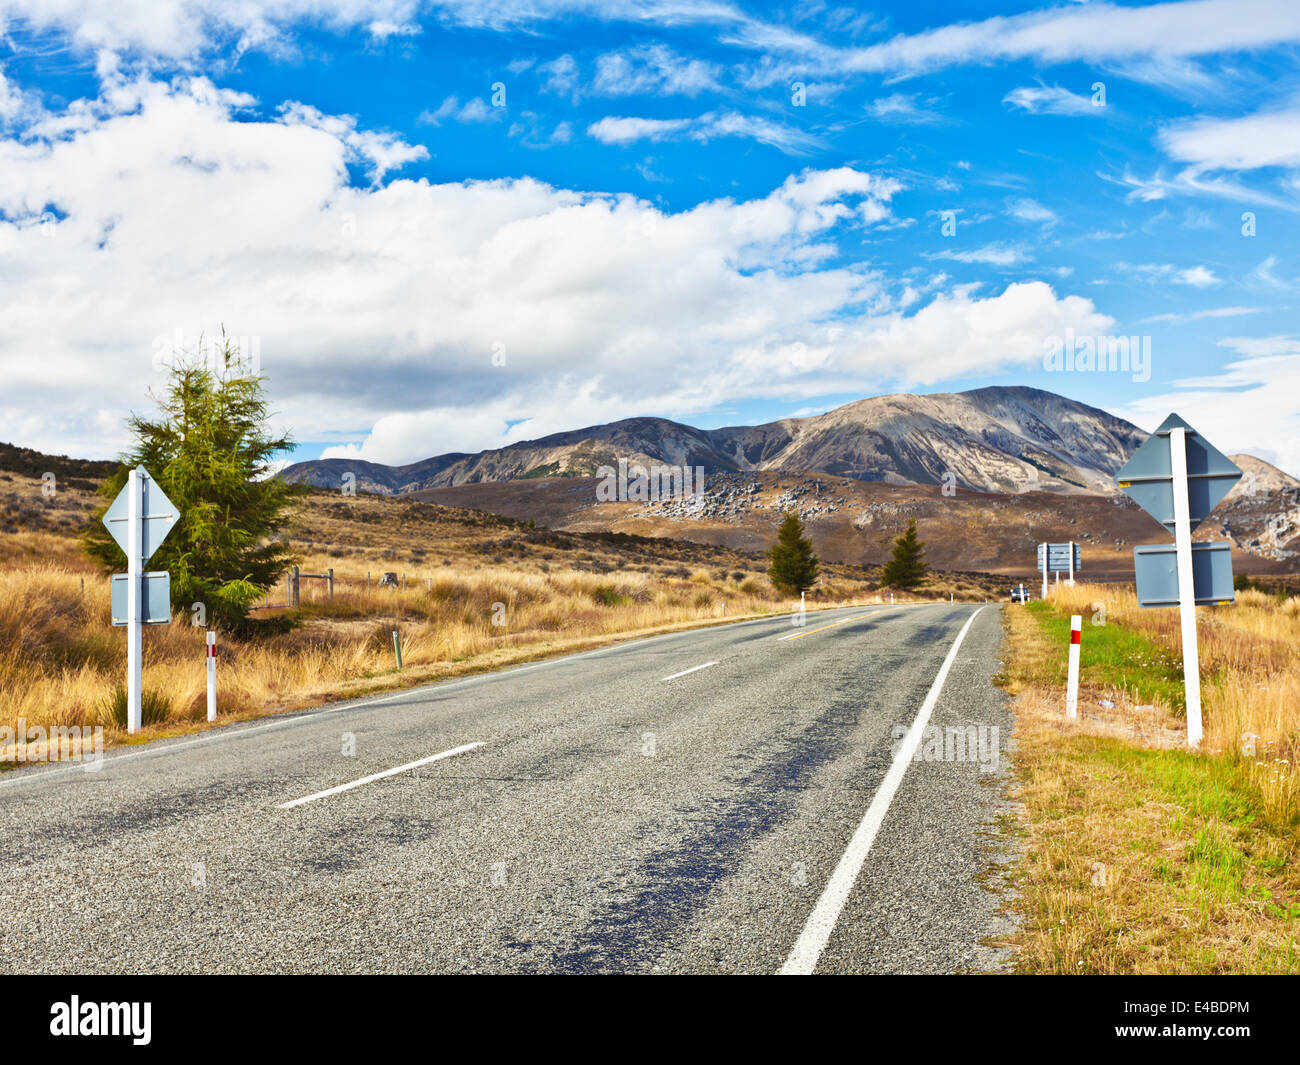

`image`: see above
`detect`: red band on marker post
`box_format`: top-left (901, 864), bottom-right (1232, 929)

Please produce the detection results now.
top-left (1070, 628), bottom-right (1081, 645)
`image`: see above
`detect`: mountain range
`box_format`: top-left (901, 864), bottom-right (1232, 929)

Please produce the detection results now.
top-left (281, 386), bottom-right (1150, 496)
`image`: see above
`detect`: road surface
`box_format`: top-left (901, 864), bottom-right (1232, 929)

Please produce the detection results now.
top-left (0, 602), bottom-right (1016, 974)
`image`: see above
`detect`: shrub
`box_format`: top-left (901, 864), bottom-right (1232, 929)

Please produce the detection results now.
top-left (591, 583), bottom-right (623, 607)
top-left (101, 685), bottom-right (172, 728)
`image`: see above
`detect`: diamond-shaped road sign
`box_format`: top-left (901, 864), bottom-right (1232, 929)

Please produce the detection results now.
top-left (1115, 413), bottom-right (1241, 532)
top-left (1134, 542), bottom-right (1235, 608)
top-left (102, 468), bottom-right (179, 563)
top-left (1116, 413), bottom-right (1240, 750)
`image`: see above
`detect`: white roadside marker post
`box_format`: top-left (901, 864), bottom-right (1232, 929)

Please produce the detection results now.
top-left (1168, 427), bottom-right (1203, 747)
top-left (1066, 614), bottom-right (1081, 719)
top-left (126, 468), bottom-right (143, 734)
top-left (206, 631), bottom-right (217, 722)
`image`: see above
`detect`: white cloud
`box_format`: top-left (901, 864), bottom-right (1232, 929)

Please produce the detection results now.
top-left (418, 94), bottom-right (500, 125)
top-left (0, 64), bottom-right (37, 125)
top-left (1139, 306), bottom-right (1263, 324)
top-left (1118, 335), bottom-right (1300, 477)
top-left (1159, 106), bottom-right (1300, 172)
top-left (586, 114), bottom-right (693, 144)
top-left (279, 101), bottom-right (428, 181)
top-left (1116, 262), bottom-right (1221, 287)
top-left (1003, 84), bottom-right (1100, 116)
top-left (1177, 265), bottom-right (1219, 287)
top-left (1004, 197), bottom-right (1057, 228)
top-left (866, 92), bottom-right (944, 124)
top-left (1107, 104), bottom-right (1300, 212)
top-left (587, 110), bottom-right (820, 154)
top-left (0, 74), bottom-right (1113, 465)
top-left (925, 242), bottom-right (1030, 267)
top-left (8, 0), bottom-right (1300, 91)
top-left (1249, 255), bottom-right (1293, 288)
top-left (0, 0), bottom-right (427, 60)
top-left (538, 53), bottom-right (579, 97)
top-left (851, 282), bottom-right (1114, 386)
top-left (834, 0), bottom-right (1300, 75)
top-left (591, 44), bottom-right (721, 96)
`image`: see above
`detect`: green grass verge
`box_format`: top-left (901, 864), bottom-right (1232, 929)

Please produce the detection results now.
top-left (1001, 602), bottom-right (1300, 973)
top-left (1019, 600), bottom-right (1187, 710)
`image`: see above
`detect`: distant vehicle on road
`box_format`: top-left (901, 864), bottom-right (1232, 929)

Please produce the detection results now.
top-left (1009, 586), bottom-right (1030, 603)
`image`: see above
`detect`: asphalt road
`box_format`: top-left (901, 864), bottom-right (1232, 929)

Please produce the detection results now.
top-left (0, 602), bottom-right (1016, 974)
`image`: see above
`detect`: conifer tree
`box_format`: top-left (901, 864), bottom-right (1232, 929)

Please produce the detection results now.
top-left (767, 511), bottom-right (820, 595)
top-left (880, 519), bottom-right (930, 590)
top-left (83, 335), bottom-right (300, 628)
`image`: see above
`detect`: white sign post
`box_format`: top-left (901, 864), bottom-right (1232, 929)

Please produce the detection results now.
top-left (1041, 545), bottom-right (1048, 600)
top-left (126, 469), bottom-right (142, 734)
top-left (102, 466), bottom-right (179, 734)
top-left (1169, 427), bottom-right (1203, 747)
top-left (1067, 540), bottom-right (1075, 587)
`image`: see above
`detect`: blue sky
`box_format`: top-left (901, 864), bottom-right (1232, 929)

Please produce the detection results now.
top-left (2, 0), bottom-right (1299, 474)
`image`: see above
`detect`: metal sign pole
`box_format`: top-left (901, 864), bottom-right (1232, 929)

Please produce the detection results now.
top-left (127, 468), bottom-right (143, 734)
top-left (1169, 427), bottom-right (1203, 747)
top-left (1041, 543), bottom-right (1047, 600)
top-left (1067, 540), bottom-right (1075, 587)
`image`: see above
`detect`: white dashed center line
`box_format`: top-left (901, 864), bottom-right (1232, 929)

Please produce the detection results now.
top-left (661, 661), bottom-right (718, 682)
top-left (276, 742), bottom-right (485, 810)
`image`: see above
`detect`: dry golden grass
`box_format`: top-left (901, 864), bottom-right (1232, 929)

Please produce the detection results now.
top-left (1040, 581), bottom-right (1300, 773)
top-left (0, 484), bottom-right (903, 761)
top-left (999, 585), bottom-right (1300, 973)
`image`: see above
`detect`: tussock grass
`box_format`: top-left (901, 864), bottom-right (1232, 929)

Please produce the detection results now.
top-left (1029, 581), bottom-right (1300, 768)
top-left (0, 550), bottom-right (882, 760)
top-left (0, 472), bottom-right (1000, 762)
top-left (999, 583), bottom-right (1300, 973)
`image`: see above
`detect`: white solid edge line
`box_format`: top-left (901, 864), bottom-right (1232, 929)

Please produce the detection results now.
top-left (276, 741), bottom-right (484, 810)
top-left (661, 661), bottom-right (718, 682)
top-left (778, 606), bottom-right (986, 975)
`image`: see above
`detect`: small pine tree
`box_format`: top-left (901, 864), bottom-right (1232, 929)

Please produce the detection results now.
top-left (83, 335), bottom-right (301, 629)
top-left (881, 519), bottom-right (930, 590)
top-left (767, 511), bottom-right (819, 595)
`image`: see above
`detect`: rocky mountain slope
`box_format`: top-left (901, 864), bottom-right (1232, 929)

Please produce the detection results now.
top-left (281, 386), bottom-right (1147, 496)
top-left (410, 453), bottom-right (1300, 576)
